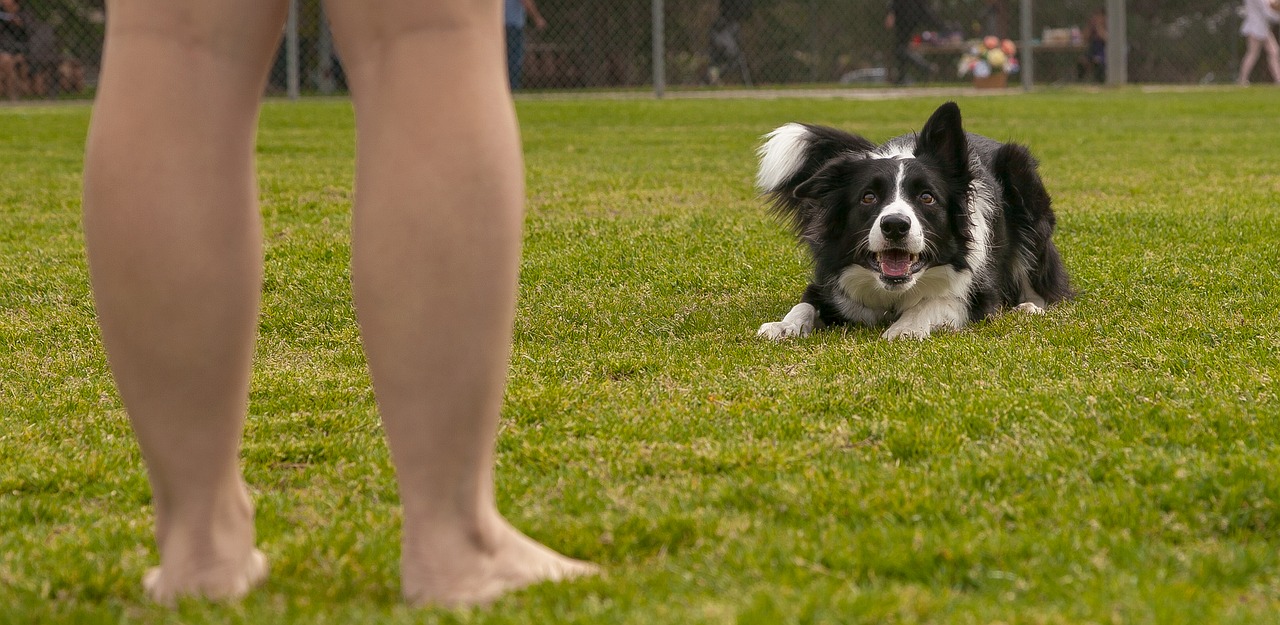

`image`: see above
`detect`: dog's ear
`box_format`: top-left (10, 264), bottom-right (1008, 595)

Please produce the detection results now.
top-left (759, 124), bottom-right (873, 242)
top-left (915, 102), bottom-right (969, 178)
top-left (793, 155), bottom-right (861, 201)
top-left (757, 123), bottom-right (875, 195)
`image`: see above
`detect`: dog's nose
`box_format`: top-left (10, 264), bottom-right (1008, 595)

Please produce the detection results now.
top-left (880, 214), bottom-right (912, 240)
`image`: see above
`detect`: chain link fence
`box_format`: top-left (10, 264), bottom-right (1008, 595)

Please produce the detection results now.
top-left (0, 0), bottom-right (1264, 100)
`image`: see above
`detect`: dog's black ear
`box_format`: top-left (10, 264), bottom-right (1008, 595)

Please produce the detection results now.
top-left (915, 102), bottom-right (969, 177)
top-left (793, 155), bottom-right (860, 201)
top-left (759, 124), bottom-right (872, 242)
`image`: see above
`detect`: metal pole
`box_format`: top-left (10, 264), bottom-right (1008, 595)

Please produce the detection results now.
top-left (1019, 0), bottom-right (1033, 90)
top-left (652, 0), bottom-right (665, 99)
top-left (286, 0), bottom-right (300, 99)
top-left (1105, 0), bottom-right (1126, 85)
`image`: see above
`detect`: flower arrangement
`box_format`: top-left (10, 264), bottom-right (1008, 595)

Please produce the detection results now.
top-left (958, 36), bottom-right (1019, 79)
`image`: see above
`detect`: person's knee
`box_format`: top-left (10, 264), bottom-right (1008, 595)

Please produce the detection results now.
top-left (104, 1), bottom-right (289, 69)
top-left (326, 0), bottom-right (503, 95)
top-left (328, 0), bottom-right (498, 38)
top-left (327, 0), bottom-right (500, 57)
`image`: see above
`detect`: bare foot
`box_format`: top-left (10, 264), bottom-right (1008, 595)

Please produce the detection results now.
top-left (141, 477), bottom-right (267, 605)
top-left (143, 549), bottom-right (267, 605)
top-left (401, 514), bottom-right (599, 607)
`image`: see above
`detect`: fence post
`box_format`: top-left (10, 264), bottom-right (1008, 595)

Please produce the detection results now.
top-left (1105, 0), bottom-right (1126, 85)
top-left (286, 0), bottom-right (300, 99)
top-left (1019, 0), bottom-right (1033, 90)
top-left (652, 0), bottom-right (665, 98)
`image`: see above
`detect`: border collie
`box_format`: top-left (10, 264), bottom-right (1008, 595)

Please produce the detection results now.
top-left (755, 102), bottom-right (1071, 341)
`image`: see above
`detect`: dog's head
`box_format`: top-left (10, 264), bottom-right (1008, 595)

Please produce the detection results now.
top-left (758, 102), bottom-right (974, 292)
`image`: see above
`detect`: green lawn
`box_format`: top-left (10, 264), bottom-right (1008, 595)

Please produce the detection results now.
top-left (4, 88), bottom-right (1280, 624)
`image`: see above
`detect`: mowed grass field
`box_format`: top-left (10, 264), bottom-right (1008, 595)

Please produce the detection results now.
top-left (4, 88), bottom-right (1280, 624)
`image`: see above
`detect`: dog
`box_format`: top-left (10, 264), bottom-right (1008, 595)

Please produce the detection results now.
top-left (755, 102), bottom-right (1071, 341)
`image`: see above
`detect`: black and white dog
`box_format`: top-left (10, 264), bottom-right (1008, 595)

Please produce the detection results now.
top-left (755, 102), bottom-right (1071, 341)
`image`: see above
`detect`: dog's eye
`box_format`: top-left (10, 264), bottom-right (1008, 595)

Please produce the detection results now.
top-left (919, 192), bottom-right (936, 205)
top-left (860, 192), bottom-right (877, 205)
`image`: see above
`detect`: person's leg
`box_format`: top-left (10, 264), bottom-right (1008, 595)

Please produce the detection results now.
top-left (10, 53), bottom-right (28, 97)
top-left (323, 0), bottom-right (597, 607)
top-left (1240, 36), bottom-right (1263, 84)
top-left (904, 47), bottom-right (936, 79)
top-left (1264, 33), bottom-right (1280, 83)
top-left (82, 0), bottom-right (289, 605)
top-left (893, 41), bottom-right (910, 84)
top-left (893, 37), bottom-right (934, 84)
top-left (30, 64), bottom-right (47, 97)
top-left (0, 52), bottom-right (15, 98)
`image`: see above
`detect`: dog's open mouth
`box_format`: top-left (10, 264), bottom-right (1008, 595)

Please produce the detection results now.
top-left (874, 250), bottom-right (926, 281)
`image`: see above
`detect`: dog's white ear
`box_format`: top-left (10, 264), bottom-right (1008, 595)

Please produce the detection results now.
top-left (915, 101), bottom-right (968, 176)
top-left (756, 123), bottom-right (812, 193)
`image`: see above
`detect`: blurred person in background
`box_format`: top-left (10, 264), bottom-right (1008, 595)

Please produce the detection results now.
top-left (885, 0), bottom-right (940, 85)
top-left (1238, 0), bottom-right (1280, 84)
top-left (23, 10), bottom-right (59, 97)
top-left (0, 0), bottom-right (31, 98)
top-left (505, 0), bottom-right (547, 89)
top-left (1076, 8), bottom-right (1107, 83)
top-left (706, 0), bottom-right (753, 86)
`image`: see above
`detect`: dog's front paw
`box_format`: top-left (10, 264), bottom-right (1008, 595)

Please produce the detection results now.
top-left (1014, 302), bottom-right (1045, 315)
top-left (758, 321), bottom-right (809, 341)
top-left (882, 320), bottom-right (932, 341)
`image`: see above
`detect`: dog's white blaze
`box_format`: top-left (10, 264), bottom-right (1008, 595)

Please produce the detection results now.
top-left (868, 161), bottom-right (925, 254)
top-left (756, 123), bottom-right (811, 191)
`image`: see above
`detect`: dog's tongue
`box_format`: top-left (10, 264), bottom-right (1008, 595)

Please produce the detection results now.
top-left (879, 250), bottom-right (913, 277)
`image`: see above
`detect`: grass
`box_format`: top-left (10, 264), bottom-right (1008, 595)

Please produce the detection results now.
top-left (4, 87), bottom-right (1280, 624)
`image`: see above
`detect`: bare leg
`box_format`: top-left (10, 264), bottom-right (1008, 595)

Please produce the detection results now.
top-left (1265, 34), bottom-right (1280, 83)
top-left (1240, 37), bottom-right (1264, 85)
top-left (0, 53), bottom-right (16, 98)
top-left (82, 0), bottom-right (288, 604)
top-left (324, 0), bottom-right (598, 607)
